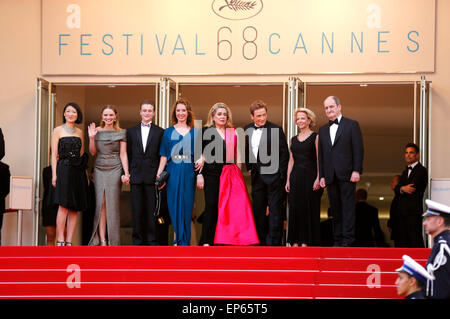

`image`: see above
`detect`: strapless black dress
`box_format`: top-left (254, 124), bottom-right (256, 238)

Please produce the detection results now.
top-left (53, 136), bottom-right (89, 211)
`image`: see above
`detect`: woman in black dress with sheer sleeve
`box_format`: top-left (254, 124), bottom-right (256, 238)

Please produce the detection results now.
top-left (285, 108), bottom-right (323, 246)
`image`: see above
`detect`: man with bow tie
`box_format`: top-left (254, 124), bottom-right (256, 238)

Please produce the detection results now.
top-left (394, 142), bottom-right (428, 248)
top-left (126, 100), bottom-right (165, 245)
top-left (318, 96), bottom-right (364, 247)
top-left (244, 100), bottom-right (289, 246)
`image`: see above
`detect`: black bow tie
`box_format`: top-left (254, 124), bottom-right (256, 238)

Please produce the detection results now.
top-left (254, 125), bottom-right (264, 130)
top-left (407, 166), bottom-right (413, 170)
top-left (329, 119), bottom-right (339, 126)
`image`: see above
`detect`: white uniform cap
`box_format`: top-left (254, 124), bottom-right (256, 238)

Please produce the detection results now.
top-left (423, 199), bottom-right (450, 217)
top-left (396, 255), bottom-right (435, 284)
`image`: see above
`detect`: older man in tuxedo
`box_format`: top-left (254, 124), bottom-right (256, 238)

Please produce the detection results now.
top-left (318, 96), bottom-right (364, 247)
top-left (126, 100), bottom-right (164, 245)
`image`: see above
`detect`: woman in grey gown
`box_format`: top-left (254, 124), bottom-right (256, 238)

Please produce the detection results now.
top-left (88, 105), bottom-right (130, 246)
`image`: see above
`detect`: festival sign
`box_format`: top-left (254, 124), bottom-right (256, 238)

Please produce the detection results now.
top-left (42, 0), bottom-right (435, 75)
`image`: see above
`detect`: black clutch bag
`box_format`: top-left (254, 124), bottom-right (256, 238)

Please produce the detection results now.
top-left (154, 171), bottom-right (170, 223)
top-left (155, 171), bottom-right (170, 186)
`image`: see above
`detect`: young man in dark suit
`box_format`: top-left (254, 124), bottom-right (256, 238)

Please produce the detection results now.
top-left (318, 96), bottom-right (364, 247)
top-left (244, 100), bottom-right (289, 246)
top-left (394, 142), bottom-right (428, 248)
top-left (126, 100), bottom-right (164, 246)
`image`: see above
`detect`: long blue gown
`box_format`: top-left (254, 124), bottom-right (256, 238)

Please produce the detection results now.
top-left (159, 126), bottom-right (197, 246)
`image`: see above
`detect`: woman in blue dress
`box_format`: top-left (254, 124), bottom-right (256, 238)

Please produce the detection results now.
top-left (157, 98), bottom-right (203, 246)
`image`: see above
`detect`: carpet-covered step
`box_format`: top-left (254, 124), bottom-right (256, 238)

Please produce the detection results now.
top-left (0, 282), bottom-right (315, 299)
top-left (0, 269), bottom-right (318, 284)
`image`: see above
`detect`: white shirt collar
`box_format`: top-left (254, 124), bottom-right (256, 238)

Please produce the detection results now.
top-left (409, 161), bottom-right (419, 169)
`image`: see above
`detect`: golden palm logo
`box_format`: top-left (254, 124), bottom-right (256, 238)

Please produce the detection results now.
top-left (219, 0), bottom-right (257, 11)
top-left (212, 0), bottom-right (263, 20)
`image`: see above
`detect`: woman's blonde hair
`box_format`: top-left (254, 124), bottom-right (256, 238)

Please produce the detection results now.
top-left (206, 102), bottom-right (233, 128)
top-left (294, 107), bottom-right (316, 128)
top-left (100, 105), bottom-right (121, 130)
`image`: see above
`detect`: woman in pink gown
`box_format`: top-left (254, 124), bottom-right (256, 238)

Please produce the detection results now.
top-left (197, 102), bottom-right (259, 246)
top-left (214, 126), bottom-right (259, 245)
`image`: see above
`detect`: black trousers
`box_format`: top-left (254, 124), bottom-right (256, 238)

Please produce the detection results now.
top-left (251, 174), bottom-right (284, 246)
top-left (130, 183), bottom-right (157, 245)
top-left (200, 174), bottom-right (221, 245)
top-left (396, 214), bottom-right (425, 248)
top-left (327, 178), bottom-right (356, 246)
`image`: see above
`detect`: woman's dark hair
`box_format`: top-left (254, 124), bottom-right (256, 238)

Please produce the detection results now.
top-left (62, 102), bottom-right (83, 124)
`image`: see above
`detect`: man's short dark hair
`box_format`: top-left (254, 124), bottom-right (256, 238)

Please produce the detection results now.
top-left (443, 215), bottom-right (450, 228)
top-left (405, 142), bottom-right (419, 153)
top-left (62, 102), bottom-right (83, 124)
top-left (140, 100), bottom-right (155, 110)
top-left (356, 188), bottom-right (368, 201)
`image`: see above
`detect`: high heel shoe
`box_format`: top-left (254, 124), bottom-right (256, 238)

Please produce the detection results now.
top-left (56, 241), bottom-right (65, 246)
top-left (65, 242), bottom-right (72, 246)
top-left (100, 239), bottom-right (108, 246)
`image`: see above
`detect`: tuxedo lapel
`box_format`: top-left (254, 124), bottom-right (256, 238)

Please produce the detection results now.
top-left (136, 125), bottom-right (144, 154)
top-left (247, 128), bottom-right (257, 163)
top-left (257, 127), bottom-right (268, 162)
top-left (407, 163), bottom-right (421, 182)
top-left (144, 126), bottom-right (153, 154)
top-left (333, 117), bottom-right (345, 146)
top-left (325, 125), bottom-right (332, 148)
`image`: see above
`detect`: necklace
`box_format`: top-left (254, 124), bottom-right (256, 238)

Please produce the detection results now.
top-left (63, 124), bottom-right (75, 134)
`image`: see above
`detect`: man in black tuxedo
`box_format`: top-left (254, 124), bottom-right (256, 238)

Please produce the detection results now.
top-left (394, 143), bottom-right (428, 248)
top-left (0, 127), bottom-right (5, 160)
top-left (318, 96), bottom-right (364, 247)
top-left (0, 128), bottom-right (8, 244)
top-left (244, 100), bottom-right (289, 246)
top-left (0, 160), bottom-right (10, 245)
top-left (126, 100), bottom-right (164, 246)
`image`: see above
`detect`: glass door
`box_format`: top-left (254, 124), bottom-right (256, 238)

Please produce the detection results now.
top-left (415, 76), bottom-right (432, 247)
top-left (158, 78), bottom-right (178, 129)
top-left (34, 78), bottom-right (56, 245)
top-left (286, 77), bottom-right (305, 141)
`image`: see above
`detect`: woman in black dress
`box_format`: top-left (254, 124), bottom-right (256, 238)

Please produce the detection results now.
top-left (51, 102), bottom-right (89, 246)
top-left (285, 108), bottom-right (323, 247)
top-left (196, 103), bottom-right (231, 246)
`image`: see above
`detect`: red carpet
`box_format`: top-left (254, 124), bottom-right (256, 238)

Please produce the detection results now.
top-left (0, 246), bottom-right (430, 299)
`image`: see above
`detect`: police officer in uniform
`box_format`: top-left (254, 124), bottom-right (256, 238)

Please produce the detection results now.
top-left (395, 255), bottom-right (434, 299)
top-left (422, 199), bottom-right (450, 299)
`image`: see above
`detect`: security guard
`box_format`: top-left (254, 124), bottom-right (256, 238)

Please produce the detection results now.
top-left (422, 199), bottom-right (450, 299)
top-left (396, 255), bottom-right (434, 299)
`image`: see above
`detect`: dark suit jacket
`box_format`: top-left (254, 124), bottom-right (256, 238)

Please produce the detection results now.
top-left (244, 121), bottom-right (289, 184)
top-left (0, 161), bottom-right (10, 215)
top-left (387, 194), bottom-right (400, 240)
top-left (126, 123), bottom-right (164, 185)
top-left (354, 201), bottom-right (386, 247)
top-left (394, 163), bottom-right (428, 216)
top-left (318, 116), bottom-right (364, 184)
top-left (0, 128), bottom-right (5, 160)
